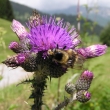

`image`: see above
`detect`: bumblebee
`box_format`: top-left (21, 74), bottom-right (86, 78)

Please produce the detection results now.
top-left (47, 46), bottom-right (85, 68)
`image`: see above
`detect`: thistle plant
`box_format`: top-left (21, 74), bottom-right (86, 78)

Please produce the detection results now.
top-left (2, 11), bottom-right (107, 110)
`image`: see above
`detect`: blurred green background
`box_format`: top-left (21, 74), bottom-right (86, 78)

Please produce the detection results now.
top-left (0, 0), bottom-right (110, 110)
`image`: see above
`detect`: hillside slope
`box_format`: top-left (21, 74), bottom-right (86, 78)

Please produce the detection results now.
top-left (10, 1), bottom-right (103, 35)
top-left (0, 18), bottom-right (18, 61)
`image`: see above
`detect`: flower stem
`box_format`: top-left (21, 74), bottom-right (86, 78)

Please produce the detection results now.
top-left (54, 94), bottom-right (77, 110)
top-left (54, 98), bottom-right (70, 110)
top-left (30, 66), bottom-right (48, 110)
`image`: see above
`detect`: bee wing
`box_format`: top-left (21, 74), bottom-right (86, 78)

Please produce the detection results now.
top-left (73, 54), bottom-right (86, 69)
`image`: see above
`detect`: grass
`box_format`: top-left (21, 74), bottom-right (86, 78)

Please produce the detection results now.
top-left (0, 84), bottom-right (32, 110)
top-left (0, 18), bottom-right (18, 62)
top-left (46, 48), bottom-right (110, 110)
top-left (0, 18), bottom-right (110, 110)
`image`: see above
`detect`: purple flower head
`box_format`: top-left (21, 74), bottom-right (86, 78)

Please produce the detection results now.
top-left (9, 41), bottom-right (28, 53)
top-left (11, 19), bottom-right (28, 40)
top-left (9, 42), bottom-right (19, 50)
top-left (27, 16), bottom-right (80, 54)
top-left (16, 53), bottom-right (26, 64)
top-left (85, 44), bottom-right (107, 58)
top-left (76, 90), bottom-right (91, 103)
top-left (84, 91), bottom-right (91, 99)
top-left (81, 70), bottom-right (93, 80)
top-left (2, 55), bottom-right (20, 67)
top-left (77, 44), bottom-right (107, 58)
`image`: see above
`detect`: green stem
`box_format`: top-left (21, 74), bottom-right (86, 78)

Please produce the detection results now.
top-left (30, 66), bottom-right (48, 110)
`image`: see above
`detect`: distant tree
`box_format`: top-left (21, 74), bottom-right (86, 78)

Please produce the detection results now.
top-left (100, 23), bottom-right (110, 46)
top-left (0, 0), bottom-right (14, 21)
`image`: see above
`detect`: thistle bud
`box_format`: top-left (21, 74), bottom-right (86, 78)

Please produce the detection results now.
top-left (28, 10), bottom-right (43, 28)
top-left (85, 44), bottom-right (107, 58)
top-left (11, 19), bottom-right (28, 40)
top-left (9, 42), bottom-right (18, 49)
top-left (77, 44), bottom-right (107, 58)
top-left (2, 56), bottom-right (20, 67)
top-left (81, 70), bottom-right (93, 80)
top-left (9, 42), bottom-right (22, 53)
top-left (65, 82), bottom-right (76, 94)
top-left (21, 52), bottom-right (38, 72)
top-left (76, 90), bottom-right (91, 103)
top-left (2, 53), bottom-right (26, 68)
top-left (75, 70), bottom-right (93, 90)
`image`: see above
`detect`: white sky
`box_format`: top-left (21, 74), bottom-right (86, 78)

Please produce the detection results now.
top-left (10, 0), bottom-right (110, 11)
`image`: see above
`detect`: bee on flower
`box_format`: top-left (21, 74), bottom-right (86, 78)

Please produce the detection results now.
top-left (2, 11), bottom-right (107, 110)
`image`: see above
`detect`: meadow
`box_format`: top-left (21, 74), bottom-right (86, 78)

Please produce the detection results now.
top-left (0, 18), bottom-right (110, 110)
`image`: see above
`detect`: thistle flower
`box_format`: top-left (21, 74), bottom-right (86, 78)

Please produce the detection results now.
top-left (3, 12), bottom-right (81, 77)
top-left (65, 82), bottom-right (76, 94)
top-left (2, 11), bottom-right (107, 110)
top-left (75, 70), bottom-right (93, 91)
top-left (9, 42), bottom-right (21, 53)
top-left (27, 16), bottom-right (80, 54)
top-left (9, 42), bottom-right (18, 49)
top-left (76, 90), bottom-right (91, 103)
top-left (77, 44), bottom-right (107, 58)
top-left (11, 19), bottom-right (28, 40)
top-left (2, 53), bottom-right (26, 68)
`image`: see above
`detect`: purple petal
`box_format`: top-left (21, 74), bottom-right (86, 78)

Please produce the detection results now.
top-left (85, 44), bottom-right (107, 58)
top-left (72, 37), bottom-right (81, 48)
top-left (11, 19), bottom-right (28, 40)
top-left (77, 44), bottom-right (107, 58)
top-left (17, 53), bottom-right (26, 64)
top-left (9, 42), bottom-right (19, 50)
top-left (81, 70), bottom-right (93, 80)
top-left (76, 48), bottom-right (87, 58)
top-left (84, 91), bottom-right (91, 99)
top-left (27, 16), bottom-right (79, 53)
top-left (76, 90), bottom-right (91, 103)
